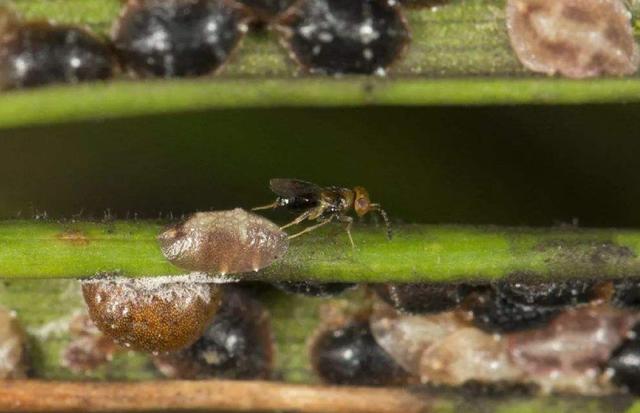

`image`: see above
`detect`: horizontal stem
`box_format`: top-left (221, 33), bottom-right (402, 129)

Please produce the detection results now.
top-left (2, 220), bottom-right (640, 281)
top-left (0, 380), bottom-right (430, 413)
top-left (0, 380), bottom-right (636, 413)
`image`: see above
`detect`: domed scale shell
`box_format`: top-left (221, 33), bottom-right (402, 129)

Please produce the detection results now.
top-left (111, 0), bottom-right (249, 78)
top-left (158, 208), bottom-right (289, 275)
top-left (82, 275), bottom-right (222, 352)
top-left (275, 0), bottom-right (411, 74)
top-left (310, 319), bottom-right (408, 385)
top-left (0, 12), bottom-right (115, 89)
top-left (153, 286), bottom-right (274, 379)
top-left (506, 0), bottom-right (639, 78)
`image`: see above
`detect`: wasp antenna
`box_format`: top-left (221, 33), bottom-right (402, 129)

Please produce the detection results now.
top-left (371, 204), bottom-right (392, 240)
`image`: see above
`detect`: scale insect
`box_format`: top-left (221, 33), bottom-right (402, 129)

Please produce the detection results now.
top-left (253, 178), bottom-right (392, 247)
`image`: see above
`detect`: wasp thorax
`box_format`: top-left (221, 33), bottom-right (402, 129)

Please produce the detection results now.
top-left (0, 306), bottom-right (28, 379)
top-left (81, 275), bottom-right (221, 352)
top-left (0, 17), bottom-right (115, 90)
top-left (153, 286), bottom-right (274, 379)
top-left (506, 0), bottom-right (639, 78)
top-left (158, 209), bottom-right (288, 275)
top-left (112, 0), bottom-right (248, 78)
top-left (276, 0), bottom-right (410, 75)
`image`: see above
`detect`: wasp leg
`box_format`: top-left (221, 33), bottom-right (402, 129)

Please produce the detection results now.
top-left (252, 201), bottom-right (279, 211)
top-left (338, 215), bottom-right (355, 249)
top-left (287, 216), bottom-right (334, 240)
top-left (280, 210), bottom-right (313, 230)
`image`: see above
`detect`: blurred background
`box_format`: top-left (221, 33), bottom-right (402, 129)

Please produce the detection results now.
top-left (0, 104), bottom-right (637, 227)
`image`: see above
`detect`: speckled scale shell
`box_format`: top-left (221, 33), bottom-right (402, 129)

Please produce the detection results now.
top-left (275, 0), bottom-right (410, 74)
top-left (112, 0), bottom-right (248, 78)
top-left (158, 208), bottom-right (288, 275)
top-left (0, 19), bottom-right (115, 90)
top-left (506, 0), bottom-right (639, 78)
top-left (82, 276), bottom-right (221, 352)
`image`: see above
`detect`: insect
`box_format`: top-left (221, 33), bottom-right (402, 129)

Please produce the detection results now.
top-left (82, 274), bottom-right (222, 352)
top-left (274, 0), bottom-right (410, 75)
top-left (310, 319), bottom-right (408, 385)
top-left (112, 0), bottom-right (248, 78)
top-left (158, 209), bottom-right (288, 275)
top-left (153, 286), bottom-right (274, 380)
top-left (0, 9), bottom-right (115, 90)
top-left (253, 178), bottom-right (392, 247)
top-left (506, 0), bottom-right (639, 78)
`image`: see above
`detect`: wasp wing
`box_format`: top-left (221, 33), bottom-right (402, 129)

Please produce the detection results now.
top-left (269, 179), bottom-right (322, 198)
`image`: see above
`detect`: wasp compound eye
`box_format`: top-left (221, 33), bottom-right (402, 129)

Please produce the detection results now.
top-left (506, 0), bottom-right (639, 78)
top-left (82, 275), bottom-right (221, 353)
top-left (158, 209), bottom-right (289, 275)
top-left (112, 0), bottom-right (248, 78)
top-left (275, 0), bottom-right (410, 75)
top-left (153, 287), bottom-right (274, 379)
top-left (0, 22), bottom-right (115, 90)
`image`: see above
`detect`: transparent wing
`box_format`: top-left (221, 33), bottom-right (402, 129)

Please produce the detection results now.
top-left (269, 178), bottom-right (322, 198)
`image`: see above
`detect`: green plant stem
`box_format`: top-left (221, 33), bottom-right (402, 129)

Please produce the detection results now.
top-left (2, 220), bottom-right (640, 281)
top-left (0, 0), bottom-right (638, 128)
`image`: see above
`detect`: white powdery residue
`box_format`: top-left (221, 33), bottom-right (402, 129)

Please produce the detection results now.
top-left (82, 273), bottom-right (218, 310)
top-left (27, 311), bottom-right (81, 340)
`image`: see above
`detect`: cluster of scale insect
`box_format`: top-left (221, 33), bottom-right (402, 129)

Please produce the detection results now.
top-left (300, 280), bottom-right (640, 395)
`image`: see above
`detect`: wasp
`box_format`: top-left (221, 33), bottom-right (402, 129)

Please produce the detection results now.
top-left (253, 178), bottom-right (391, 247)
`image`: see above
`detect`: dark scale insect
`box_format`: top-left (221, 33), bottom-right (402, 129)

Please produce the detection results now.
top-left (470, 280), bottom-right (595, 333)
top-left (611, 279), bottom-right (640, 308)
top-left (372, 283), bottom-right (471, 314)
top-left (112, 0), bottom-right (249, 78)
top-left (274, 0), bottom-right (410, 75)
top-left (253, 178), bottom-right (391, 247)
top-left (273, 281), bottom-right (355, 297)
top-left (0, 14), bottom-right (115, 90)
top-left (607, 323), bottom-right (640, 395)
top-left (310, 319), bottom-right (408, 385)
top-left (153, 287), bottom-right (274, 380)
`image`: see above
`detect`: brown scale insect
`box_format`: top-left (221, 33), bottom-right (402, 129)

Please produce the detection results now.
top-left (506, 0), bottom-right (639, 78)
top-left (253, 178), bottom-right (391, 248)
top-left (82, 275), bottom-right (221, 352)
top-left (158, 208), bottom-right (289, 275)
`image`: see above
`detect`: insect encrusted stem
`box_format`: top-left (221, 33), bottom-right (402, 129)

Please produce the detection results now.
top-left (2, 220), bottom-right (640, 282)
